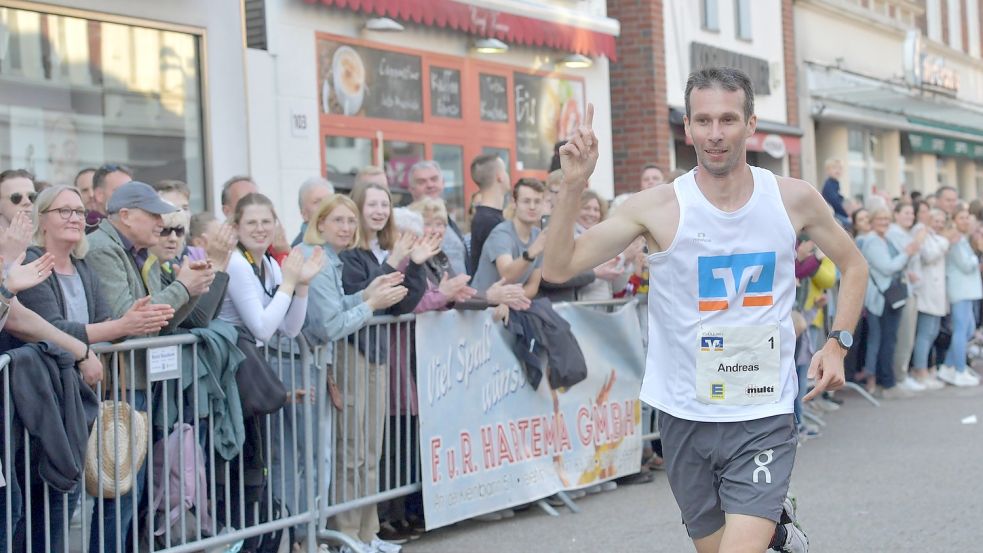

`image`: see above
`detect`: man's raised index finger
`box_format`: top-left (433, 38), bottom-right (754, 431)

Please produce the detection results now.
top-left (586, 102), bottom-right (594, 127)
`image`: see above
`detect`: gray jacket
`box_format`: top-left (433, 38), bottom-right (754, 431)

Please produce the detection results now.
top-left (86, 218), bottom-right (198, 388)
top-left (7, 342), bottom-right (99, 492)
top-left (300, 243), bottom-right (372, 366)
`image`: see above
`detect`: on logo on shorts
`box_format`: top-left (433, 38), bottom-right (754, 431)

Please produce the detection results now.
top-left (697, 252), bottom-right (776, 312)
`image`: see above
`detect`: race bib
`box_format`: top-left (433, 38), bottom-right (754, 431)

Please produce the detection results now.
top-left (695, 324), bottom-right (781, 406)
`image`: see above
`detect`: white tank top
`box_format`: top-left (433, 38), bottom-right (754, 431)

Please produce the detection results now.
top-left (640, 166), bottom-right (798, 422)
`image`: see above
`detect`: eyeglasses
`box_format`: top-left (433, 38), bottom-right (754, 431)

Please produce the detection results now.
top-left (160, 226), bottom-right (186, 237)
top-left (8, 192), bottom-right (36, 205)
top-left (43, 207), bottom-right (86, 221)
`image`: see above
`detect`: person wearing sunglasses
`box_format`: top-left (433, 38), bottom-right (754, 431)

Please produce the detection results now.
top-left (150, 206), bottom-right (236, 329)
top-left (0, 169), bottom-right (37, 232)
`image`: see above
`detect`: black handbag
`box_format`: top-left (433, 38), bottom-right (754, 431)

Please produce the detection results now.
top-left (874, 275), bottom-right (908, 310)
top-left (234, 327), bottom-right (287, 417)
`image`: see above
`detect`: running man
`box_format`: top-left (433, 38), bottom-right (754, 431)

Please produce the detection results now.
top-left (543, 67), bottom-right (868, 553)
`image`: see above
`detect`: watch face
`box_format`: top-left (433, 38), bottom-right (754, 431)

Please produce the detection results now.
top-left (838, 331), bottom-right (853, 348)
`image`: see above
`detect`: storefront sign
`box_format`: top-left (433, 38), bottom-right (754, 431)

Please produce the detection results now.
top-left (430, 66), bottom-right (462, 119)
top-left (479, 73), bottom-right (509, 123)
top-left (908, 132), bottom-right (983, 160)
top-left (690, 42), bottom-right (770, 95)
top-left (416, 302), bottom-right (645, 530)
top-left (903, 31), bottom-right (959, 95)
top-left (513, 72), bottom-right (585, 171)
top-left (317, 39), bottom-right (424, 122)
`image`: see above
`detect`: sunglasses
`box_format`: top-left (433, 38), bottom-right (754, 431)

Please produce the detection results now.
top-left (8, 192), bottom-right (36, 205)
top-left (160, 226), bottom-right (186, 237)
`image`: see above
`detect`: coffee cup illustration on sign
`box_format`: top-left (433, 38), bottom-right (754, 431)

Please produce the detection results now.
top-left (333, 46), bottom-right (366, 116)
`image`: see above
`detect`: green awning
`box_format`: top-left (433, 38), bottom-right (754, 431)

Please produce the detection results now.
top-left (907, 132), bottom-right (983, 160)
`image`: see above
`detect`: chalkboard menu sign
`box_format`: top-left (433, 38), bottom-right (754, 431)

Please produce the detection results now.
top-left (514, 72), bottom-right (584, 171)
top-left (430, 66), bottom-right (461, 118)
top-left (479, 73), bottom-right (509, 123)
top-left (318, 39), bottom-right (423, 122)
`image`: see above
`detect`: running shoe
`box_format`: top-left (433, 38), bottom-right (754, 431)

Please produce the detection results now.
top-left (938, 364), bottom-right (957, 385)
top-left (953, 371), bottom-right (980, 387)
top-left (897, 377), bottom-right (926, 393)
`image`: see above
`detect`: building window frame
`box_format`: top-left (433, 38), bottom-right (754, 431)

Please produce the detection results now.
top-left (0, 0), bottom-right (212, 210)
top-left (735, 0), bottom-right (752, 41)
top-left (701, 0), bottom-right (720, 32)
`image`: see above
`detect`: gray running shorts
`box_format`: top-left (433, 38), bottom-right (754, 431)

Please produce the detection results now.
top-left (658, 411), bottom-right (797, 539)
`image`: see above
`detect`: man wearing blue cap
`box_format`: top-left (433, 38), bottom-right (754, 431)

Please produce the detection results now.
top-left (84, 180), bottom-right (215, 553)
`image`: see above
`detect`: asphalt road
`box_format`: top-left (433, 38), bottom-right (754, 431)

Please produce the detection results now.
top-left (403, 383), bottom-right (983, 552)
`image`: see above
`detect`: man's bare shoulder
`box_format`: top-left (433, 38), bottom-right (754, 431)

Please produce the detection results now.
top-left (776, 176), bottom-right (829, 231)
top-left (616, 182), bottom-right (679, 252)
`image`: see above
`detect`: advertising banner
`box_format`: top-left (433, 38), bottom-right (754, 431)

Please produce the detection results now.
top-left (415, 301), bottom-right (645, 529)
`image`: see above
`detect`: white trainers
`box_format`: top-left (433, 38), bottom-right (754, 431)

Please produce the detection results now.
top-left (772, 494), bottom-right (809, 552)
top-left (369, 537), bottom-right (402, 553)
top-left (918, 376), bottom-right (945, 390)
top-left (953, 370), bottom-right (980, 387)
top-left (876, 385), bottom-right (914, 399)
top-left (600, 481), bottom-right (618, 492)
top-left (898, 377), bottom-right (926, 392)
top-left (937, 365), bottom-right (957, 385)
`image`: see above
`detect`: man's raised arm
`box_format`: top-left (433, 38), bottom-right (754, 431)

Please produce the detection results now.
top-left (543, 103), bottom-right (644, 283)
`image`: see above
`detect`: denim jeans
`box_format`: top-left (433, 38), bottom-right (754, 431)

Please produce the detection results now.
top-left (865, 304), bottom-right (902, 388)
top-left (912, 313), bottom-right (943, 370)
top-left (89, 390), bottom-right (148, 553)
top-left (944, 300), bottom-right (976, 372)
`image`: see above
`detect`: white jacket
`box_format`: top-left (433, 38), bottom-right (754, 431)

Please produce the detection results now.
top-left (913, 224), bottom-right (949, 316)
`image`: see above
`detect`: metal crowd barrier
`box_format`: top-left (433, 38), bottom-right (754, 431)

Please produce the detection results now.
top-left (0, 298), bottom-right (654, 553)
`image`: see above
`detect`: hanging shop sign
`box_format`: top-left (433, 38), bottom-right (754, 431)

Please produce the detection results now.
top-left (513, 72), bottom-right (585, 171)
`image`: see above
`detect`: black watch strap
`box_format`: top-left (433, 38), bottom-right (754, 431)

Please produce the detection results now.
top-left (521, 250), bottom-right (534, 262)
top-left (0, 284), bottom-right (14, 300)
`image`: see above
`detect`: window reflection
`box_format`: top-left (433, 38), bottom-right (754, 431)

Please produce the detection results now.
top-left (0, 7), bottom-right (205, 209)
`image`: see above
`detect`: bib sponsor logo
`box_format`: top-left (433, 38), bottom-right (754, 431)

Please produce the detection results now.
top-left (752, 449), bottom-right (774, 484)
top-left (745, 385), bottom-right (775, 395)
top-left (700, 335), bottom-right (724, 352)
top-left (697, 252), bottom-right (776, 312)
top-left (710, 382), bottom-right (725, 400)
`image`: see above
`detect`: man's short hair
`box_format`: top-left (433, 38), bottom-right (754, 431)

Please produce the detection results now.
top-left (470, 154), bottom-right (501, 190)
top-left (938, 185), bottom-right (958, 196)
top-left (641, 163), bottom-right (663, 175)
top-left (74, 167), bottom-right (96, 186)
top-left (409, 160), bottom-right (441, 181)
top-left (0, 169), bottom-right (35, 189)
top-left (685, 67), bottom-right (755, 122)
top-left (221, 175), bottom-right (255, 207)
top-left (153, 179), bottom-right (191, 199)
top-left (298, 176), bottom-right (334, 209)
top-left (92, 163), bottom-right (133, 191)
top-left (513, 177), bottom-right (546, 201)
top-left (354, 166), bottom-right (386, 188)
top-left (189, 211), bottom-right (217, 241)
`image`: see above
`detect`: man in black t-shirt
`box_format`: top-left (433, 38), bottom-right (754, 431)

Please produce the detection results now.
top-left (467, 154), bottom-right (511, 275)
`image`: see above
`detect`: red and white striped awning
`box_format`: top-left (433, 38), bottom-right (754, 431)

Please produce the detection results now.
top-left (305, 0), bottom-right (620, 61)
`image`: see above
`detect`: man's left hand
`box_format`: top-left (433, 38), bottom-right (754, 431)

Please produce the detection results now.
top-left (804, 341), bottom-right (846, 401)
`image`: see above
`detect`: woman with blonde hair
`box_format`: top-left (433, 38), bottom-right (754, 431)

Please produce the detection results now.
top-left (18, 185), bottom-right (174, 343)
top-left (860, 207), bottom-right (923, 398)
top-left (335, 181), bottom-right (434, 550)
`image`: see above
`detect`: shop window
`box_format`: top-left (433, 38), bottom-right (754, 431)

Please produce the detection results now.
top-left (701, 0), bottom-right (720, 31)
top-left (433, 144), bottom-right (465, 225)
top-left (0, 6), bottom-right (206, 209)
top-left (383, 140), bottom-right (424, 206)
top-left (324, 135), bottom-right (372, 191)
top-left (847, 128), bottom-right (885, 201)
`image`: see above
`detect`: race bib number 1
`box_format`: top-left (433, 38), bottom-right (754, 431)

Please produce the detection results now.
top-left (695, 324), bottom-right (781, 406)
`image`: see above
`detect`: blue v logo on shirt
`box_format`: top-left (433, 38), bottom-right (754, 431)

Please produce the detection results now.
top-left (698, 252), bottom-right (776, 312)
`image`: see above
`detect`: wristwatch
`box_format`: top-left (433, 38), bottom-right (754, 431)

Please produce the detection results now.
top-left (0, 284), bottom-right (14, 300)
top-left (828, 330), bottom-right (854, 351)
top-left (521, 250), bottom-right (534, 262)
